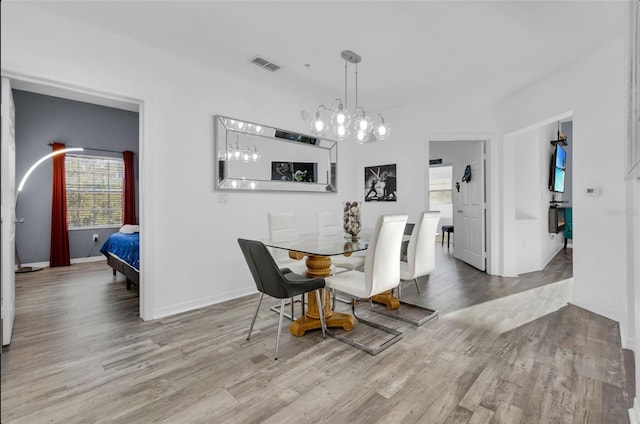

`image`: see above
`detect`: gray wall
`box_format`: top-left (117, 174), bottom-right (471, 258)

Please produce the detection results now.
top-left (13, 90), bottom-right (139, 264)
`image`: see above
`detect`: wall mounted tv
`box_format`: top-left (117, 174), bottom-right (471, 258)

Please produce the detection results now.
top-left (549, 143), bottom-right (567, 193)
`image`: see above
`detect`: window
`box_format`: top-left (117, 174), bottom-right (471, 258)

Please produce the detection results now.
top-left (429, 165), bottom-right (453, 204)
top-left (66, 154), bottom-right (123, 229)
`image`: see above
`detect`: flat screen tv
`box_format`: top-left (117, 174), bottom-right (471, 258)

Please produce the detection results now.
top-left (549, 144), bottom-right (566, 193)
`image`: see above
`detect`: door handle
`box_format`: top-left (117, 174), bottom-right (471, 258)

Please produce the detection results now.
top-left (456, 210), bottom-right (463, 213)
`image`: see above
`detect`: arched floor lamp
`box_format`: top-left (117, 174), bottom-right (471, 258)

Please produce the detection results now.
top-left (15, 147), bottom-right (84, 273)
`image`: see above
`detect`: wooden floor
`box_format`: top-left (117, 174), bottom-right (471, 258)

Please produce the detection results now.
top-left (1, 246), bottom-right (633, 423)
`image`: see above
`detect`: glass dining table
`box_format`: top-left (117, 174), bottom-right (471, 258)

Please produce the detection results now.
top-left (264, 232), bottom-right (401, 336)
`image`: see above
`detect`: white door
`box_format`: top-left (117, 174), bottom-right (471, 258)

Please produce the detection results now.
top-left (453, 141), bottom-right (486, 271)
top-left (1, 77), bottom-right (17, 345)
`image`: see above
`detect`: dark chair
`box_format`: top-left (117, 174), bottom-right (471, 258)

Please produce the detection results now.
top-left (238, 238), bottom-right (326, 360)
top-left (441, 225), bottom-right (454, 248)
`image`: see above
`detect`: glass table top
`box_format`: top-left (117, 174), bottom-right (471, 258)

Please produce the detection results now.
top-left (263, 232), bottom-right (369, 257)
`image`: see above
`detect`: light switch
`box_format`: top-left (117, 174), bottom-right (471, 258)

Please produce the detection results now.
top-left (585, 187), bottom-right (601, 196)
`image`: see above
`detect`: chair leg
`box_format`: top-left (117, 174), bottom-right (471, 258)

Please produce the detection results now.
top-left (413, 278), bottom-right (420, 294)
top-left (327, 298), bottom-right (403, 356)
top-left (269, 297), bottom-right (302, 320)
top-left (315, 289), bottom-right (326, 338)
top-left (247, 293), bottom-right (264, 341)
top-left (275, 298), bottom-right (286, 360)
top-left (370, 288), bottom-right (438, 327)
top-left (291, 297), bottom-right (295, 321)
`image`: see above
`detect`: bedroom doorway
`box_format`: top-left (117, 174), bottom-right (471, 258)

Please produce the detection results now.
top-left (1, 74), bottom-right (145, 330)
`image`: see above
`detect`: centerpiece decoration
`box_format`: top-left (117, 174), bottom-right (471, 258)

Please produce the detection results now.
top-left (343, 201), bottom-right (361, 240)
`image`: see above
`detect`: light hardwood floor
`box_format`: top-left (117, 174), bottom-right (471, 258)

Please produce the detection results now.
top-left (1, 247), bottom-right (633, 423)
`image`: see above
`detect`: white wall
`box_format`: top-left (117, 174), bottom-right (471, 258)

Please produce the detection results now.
top-left (1, 3), bottom-right (498, 318)
top-left (496, 35), bottom-right (629, 339)
top-left (351, 100), bottom-right (496, 274)
top-left (504, 122), bottom-right (565, 276)
top-left (2, 5), bottom-right (633, 358)
top-left (1, 3), bottom-right (363, 319)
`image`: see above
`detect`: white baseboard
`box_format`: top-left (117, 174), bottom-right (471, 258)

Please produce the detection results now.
top-left (151, 286), bottom-right (258, 320)
top-left (630, 398), bottom-right (640, 424)
top-left (19, 255), bottom-right (106, 269)
top-left (71, 256), bottom-right (106, 264)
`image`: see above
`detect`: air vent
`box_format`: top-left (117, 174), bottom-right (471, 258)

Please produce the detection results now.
top-left (250, 56), bottom-right (280, 72)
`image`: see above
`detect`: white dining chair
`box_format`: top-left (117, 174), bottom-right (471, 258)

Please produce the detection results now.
top-left (324, 213), bottom-right (408, 355)
top-left (267, 212), bottom-right (308, 319)
top-left (317, 211), bottom-right (365, 271)
top-left (372, 211), bottom-right (440, 326)
top-left (267, 212), bottom-right (307, 275)
top-left (400, 211), bottom-right (440, 294)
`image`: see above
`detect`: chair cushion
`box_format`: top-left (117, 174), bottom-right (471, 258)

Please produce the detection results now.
top-left (274, 257), bottom-right (308, 275)
top-left (325, 270), bottom-right (371, 299)
top-left (332, 255), bottom-right (365, 270)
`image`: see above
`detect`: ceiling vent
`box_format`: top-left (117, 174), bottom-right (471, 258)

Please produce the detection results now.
top-left (250, 56), bottom-right (280, 72)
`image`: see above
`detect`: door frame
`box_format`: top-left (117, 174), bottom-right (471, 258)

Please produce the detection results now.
top-left (1, 77), bottom-right (17, 346)
top-left (0, 70), bottom-right (150, 320)
top-left (426, 134), bottom-right (495, 275)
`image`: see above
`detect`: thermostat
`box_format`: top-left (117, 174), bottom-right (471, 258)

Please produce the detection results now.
top-left (585, 187), bottom-right (601, 196)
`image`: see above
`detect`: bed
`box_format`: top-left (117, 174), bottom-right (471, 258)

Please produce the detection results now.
top-left (100, 229), bottom-right (140, 290)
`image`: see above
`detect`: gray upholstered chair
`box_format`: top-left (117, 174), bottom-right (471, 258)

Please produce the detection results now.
top-left (238, 238), bottom-right (326, 360)
top-left (324, 214), bottom-right (408, 355)
top-left (317, 211), bottom-right (365, 271)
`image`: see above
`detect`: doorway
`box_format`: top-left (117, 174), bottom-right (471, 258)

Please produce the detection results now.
top-left (429, 140), bottom-right (486, 271)
top-left (1, 75), bottom-right (144, 346)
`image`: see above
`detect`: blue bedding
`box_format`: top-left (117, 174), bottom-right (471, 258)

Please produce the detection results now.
top-left (100, 232), bottom-right (140, 271)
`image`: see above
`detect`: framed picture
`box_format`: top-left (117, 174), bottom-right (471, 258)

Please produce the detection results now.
top-left (271, 161), bottom-right (317, 182)
top-left (272, 161), bottom-right (293, 181)
top-left (292, 162), bottom-right (317, 182)
top-left (364, 164), bottom-right (397, 201)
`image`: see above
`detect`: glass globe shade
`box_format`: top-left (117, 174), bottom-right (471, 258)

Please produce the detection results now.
top-left (375, 123), bottom-right (390, 140)
top-left (355, 115), bottom-right (372, 132)
top-left (333, 124), bottom-right (350, 140)
top-left (355, 130), bottom-right (369, 144)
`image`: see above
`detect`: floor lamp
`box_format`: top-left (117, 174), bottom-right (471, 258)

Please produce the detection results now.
top-left (15, 147), bottom-right (84, 273)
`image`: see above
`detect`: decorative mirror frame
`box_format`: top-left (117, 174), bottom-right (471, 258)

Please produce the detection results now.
top-left (214, 115), bottom-right (338, 192)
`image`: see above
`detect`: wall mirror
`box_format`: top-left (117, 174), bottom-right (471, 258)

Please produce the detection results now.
top-left (214, 115), bottom-right (337, 192)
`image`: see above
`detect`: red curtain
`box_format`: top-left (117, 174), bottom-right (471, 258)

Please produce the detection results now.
top-left (50, 142), bottom-right (71, 267)
top-left (122, 150), bottom-right (136, 224)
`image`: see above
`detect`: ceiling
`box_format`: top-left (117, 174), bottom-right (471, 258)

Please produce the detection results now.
top-left (26, 1), bottom-right (630, 112)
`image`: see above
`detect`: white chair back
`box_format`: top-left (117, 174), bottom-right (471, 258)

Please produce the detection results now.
top-left (268, 212), bottom-right (298, 242)
top-left (406, 211), bottom-right (440, 279)
top-left (364, 214), bottom-right (408, 297)
top-left (267, 212), bottom-right (299, 261)
top-left (317, 211), bottom-right (341, 235)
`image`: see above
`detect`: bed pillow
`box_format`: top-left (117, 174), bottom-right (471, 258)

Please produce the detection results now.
top-left (119, 224), bottom-right (140, 234)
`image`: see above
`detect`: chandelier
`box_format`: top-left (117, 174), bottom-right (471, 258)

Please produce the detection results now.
top-left (310, 50), bottom-right (390, 144)
top-left (226, 134), bottom-right (260, 163)
top-left (222, 120), bottom-right (261, 163)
